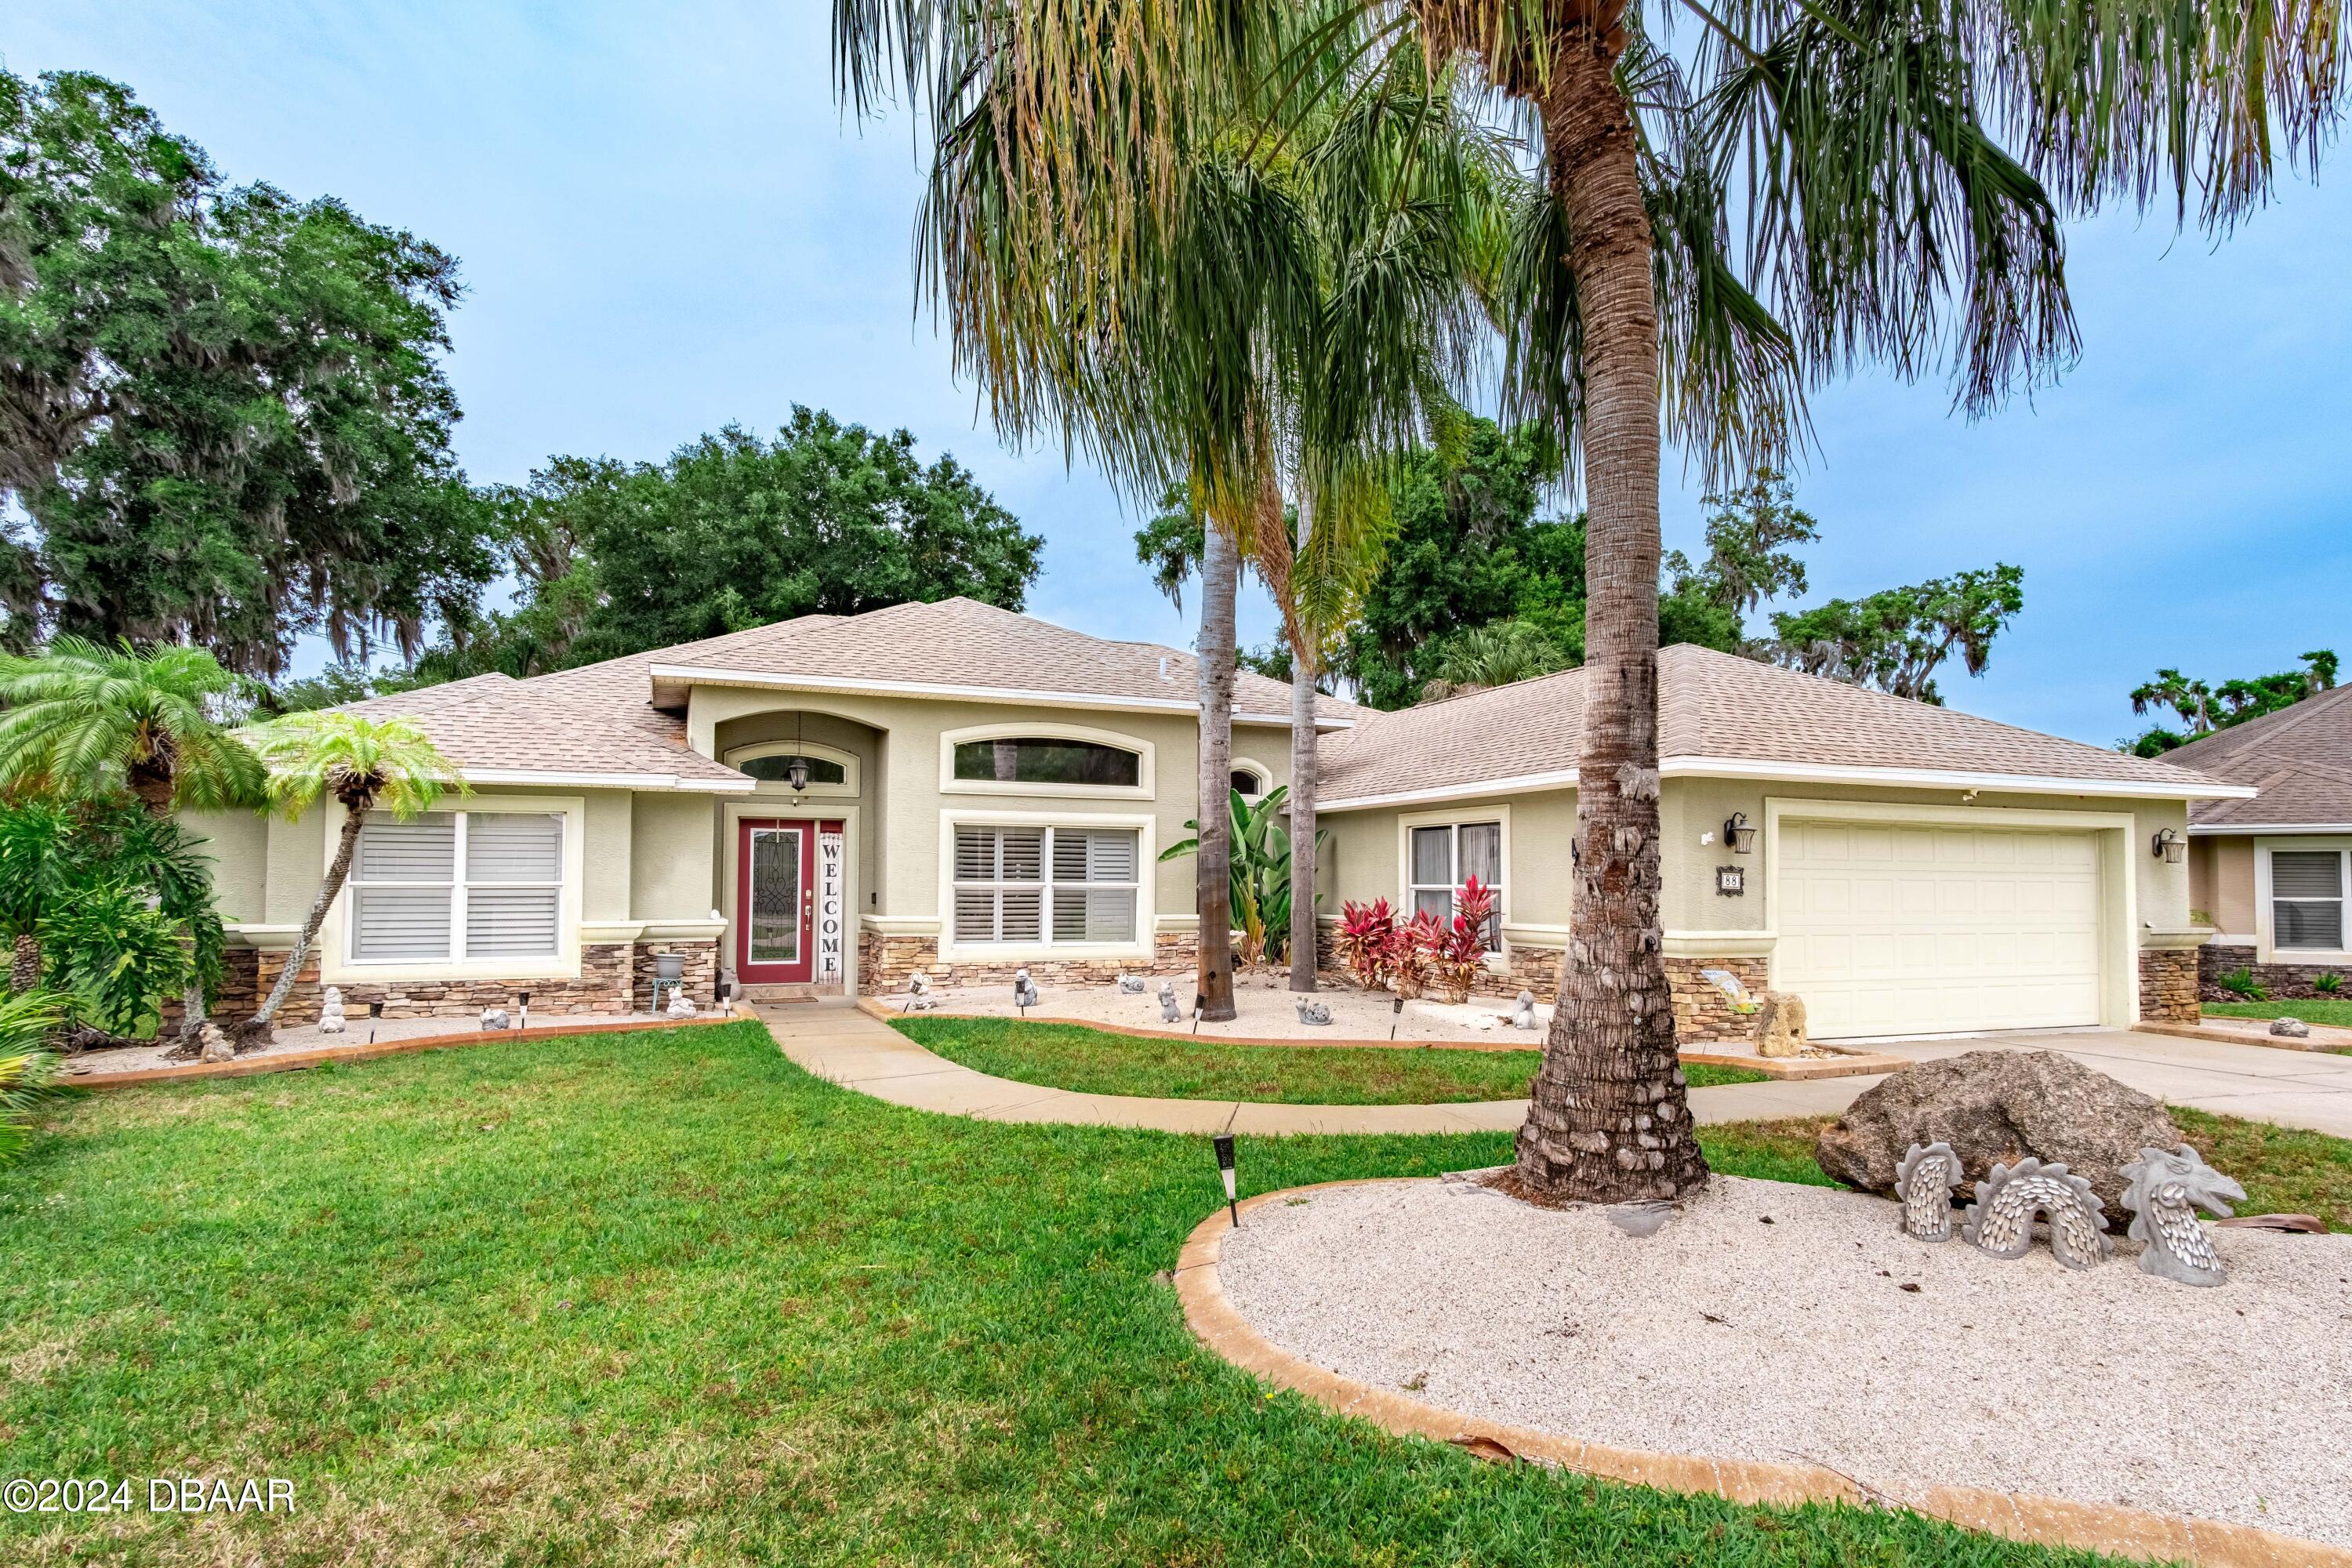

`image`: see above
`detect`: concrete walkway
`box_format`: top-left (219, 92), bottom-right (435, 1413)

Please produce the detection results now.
top-left (766, 1004), bottom-right (2352, 1138)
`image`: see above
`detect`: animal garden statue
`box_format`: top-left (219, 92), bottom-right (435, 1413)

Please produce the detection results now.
top-left (317, 987), bottom-right (347, 1036)
top-left (1295, 999), bottom-right (1332, 1026)
top-left (1962, 1158), bottom-right (2111, 1269)
top-left (666, 986), bottom-right (697, 1019)
top-left (1118, 972), bottom-right (1146, 994)
top-left (1510, 991), bottom-right (1538, 1032)
top-left (1012, 969), bottom-right (1040, 1009)
top-left (1893, 1142), bottom-right (1963, 1242)
top-left (480, 1006), bottom-right (511, 1030)
top-left (901, 972), bottom-right (938, 1012)
top-left (1158, 981), bottom-right (1181, 1024)
top-left (2121, 1145), bottom-right (2246, 1287)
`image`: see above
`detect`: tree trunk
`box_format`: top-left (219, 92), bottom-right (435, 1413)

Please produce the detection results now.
top-left (1287, 491), bottom-right (1319, 993)
top-left (10, 933), bottom-right (38, 993)
top-left (246, 804), bottom-right (367, 1039)
top-left (1195, 521), bottom-right (1240, 1020)
top-left (1512, 31), bottom-right (1708, 1203)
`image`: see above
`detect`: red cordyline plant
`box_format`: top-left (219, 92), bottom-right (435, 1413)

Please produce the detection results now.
top-left (1431, 877), bottom-right (1496, 1001)
top-left (1335, 898), bottom-right (1399, 989)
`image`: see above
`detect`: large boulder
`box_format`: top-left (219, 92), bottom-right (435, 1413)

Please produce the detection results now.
top-left (1816, 1050), bottom-right (2182, 1225)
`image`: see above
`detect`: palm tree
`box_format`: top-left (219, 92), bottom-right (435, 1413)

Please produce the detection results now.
top-left (1422, 620), bottom-right (1574, 702)
top-left (241, 713), bottom-right (454, 1039)
top-left (0, 637), bottom-right (263, 1040)
top-left (0, 989), bottom-right (71, 1174)
top-left (838, 0), bottom-right (2342, 1201)
top-left (0, 800), bottom-right (75, 994)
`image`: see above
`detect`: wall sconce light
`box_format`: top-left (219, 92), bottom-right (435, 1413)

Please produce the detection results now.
top-left (1722, 811), bottom-right (1759, 855)
top-left (785, 756), bottom-right (811, 794)
top-left (2152, 827), bottom-right (2187, 865)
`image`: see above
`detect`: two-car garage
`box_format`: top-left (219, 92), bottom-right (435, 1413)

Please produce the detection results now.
top-left (1773, 815), bottom-right (2109, 1040)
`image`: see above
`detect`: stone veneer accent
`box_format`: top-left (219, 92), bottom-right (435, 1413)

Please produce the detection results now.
top-left (2137, 946), bottom-right (2200, 1022)
top-left (858, 928), bottom-right (1200, 996)
top-left (1664, 954), bottom-right (1771, 1045)
top-left (179, 938), bottom-right (720, 1026)
top-left (2198, 942), bottom-right (2352, 1004)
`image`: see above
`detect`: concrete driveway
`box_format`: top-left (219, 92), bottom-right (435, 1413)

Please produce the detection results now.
top-left (1686, 1027), bottom-right (2352, 1138)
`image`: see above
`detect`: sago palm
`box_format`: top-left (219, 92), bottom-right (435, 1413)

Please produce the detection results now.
top-left (837, 0), bottom-right (2344, 1203)
top-left (242, 712), bottom-right (455, 1036)
top-left (0, 636), bottom-right (263, 1040)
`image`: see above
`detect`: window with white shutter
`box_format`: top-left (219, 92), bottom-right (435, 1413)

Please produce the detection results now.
top-left (2271, 849), bottom-right (2347, 951)
top-left (347, 811), bottom-right (565, 965)
top-left (953, 823), bottom-right (1139, 946)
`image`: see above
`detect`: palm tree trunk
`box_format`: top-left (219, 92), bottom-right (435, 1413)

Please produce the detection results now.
top-left (1196, 521), bottom-right (1240, 1021)
top-left (247, 804), bottom-right (367, 1036)
top-left (1512, 31), bottom-right (1708, 1203)
top-left (10, 933), bottom-right (38, 994)
top-left (1287, 491), bottom-right (1319, 993)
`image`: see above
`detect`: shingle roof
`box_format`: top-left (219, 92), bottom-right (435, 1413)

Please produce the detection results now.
top-left (2161, 684), bottom-right (2352, 828)
top-left (337, 599), bottom-right (1361, 786)
top-left (1316, 644), bottom-right (2248, 806)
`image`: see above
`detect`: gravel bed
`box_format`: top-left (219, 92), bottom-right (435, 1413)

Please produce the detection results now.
top-left (64, 1009), bottom-right (679, 1076)
top-left (923, 977), bottom-right (1549, 1044)
top-left (1220, 1174), bottom-right (2352, 1547)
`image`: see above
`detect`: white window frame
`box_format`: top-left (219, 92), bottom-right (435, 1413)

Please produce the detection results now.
top-left (320, 794), bottom-right (586, 984)
top-left (2255, 836), bottom-right (2352, 964)
top-left (1229, 760), bottom-right (1273, 800)
top-left (938, 721), bottom-right (1155, 801)
top-left (721, 739), bottom-right (861, 797)
top-left (938, 808), bottom-right (1156, 961)
top-left (1396, 806), bottom-right (1510, 961)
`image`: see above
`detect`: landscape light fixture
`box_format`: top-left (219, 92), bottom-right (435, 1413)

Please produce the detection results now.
top-left (367, 999), bottom-right (383, 1045)
top-left (1390, 993), bottom-right (1404, 1040)
top-left (2152, 827), bottom-right (2188, 865)
top-left (1722, 811), bottom-right (1759, 855)
top-left (517, 990), bottom-right (532, 1032)
top-left (1192, 996), bottom-right (1203, 1036)
top-left (1213, 1134), bottom-right (1239, 1228)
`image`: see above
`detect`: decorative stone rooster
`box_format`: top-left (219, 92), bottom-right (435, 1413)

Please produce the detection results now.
top-left (1893, 1142), bottom-right (1962, 1243)
top-left (1963, 1158), bottom-right (2111, 1269)
top-left (2121, 1145), bottom-right (2246, 1287)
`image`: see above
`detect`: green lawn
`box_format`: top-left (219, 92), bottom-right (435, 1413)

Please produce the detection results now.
top-left (0, 1022), bottom-right (2111, 1567)
top-left (2205, 996), bottom-right (2352, 1037)
top-left (895, 1015), bottom-right (1768, 1104)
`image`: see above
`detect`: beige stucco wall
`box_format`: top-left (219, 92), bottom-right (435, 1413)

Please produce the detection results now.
top-left (685, 684), bottom-right (1301, 931)
top-left (179, 808), bottom-right (268, 924)
top-left (1323, 789), bottom-right (1577, 942)
top-left (2191, 834), bottom-right (2257, 934)
top-left (630, 791), bottom-right (718, 925)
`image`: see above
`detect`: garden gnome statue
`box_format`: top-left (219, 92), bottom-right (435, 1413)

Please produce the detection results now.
top-left (1118, 971), bottom-right (1146, 994)
top-left (1158, 981), bottom-right (1181, 1024)
top-left (317, 986), bottom-right (347, 1035)
top-left (1295, 998), bottom-right (1332, 1026)
top-left (1510, 990), bottom-right (1538, 1031)
top-left (480, 1006), bottom-right (510, 1030)
top-left (666, 985), bottom-right (697, 1019)
top-left (2121, 1145), bottom-right (2246, 1287)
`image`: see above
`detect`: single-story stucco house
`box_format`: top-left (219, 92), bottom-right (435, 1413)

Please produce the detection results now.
top-left (2163, 683), bottom-right (2352, 997)
top-left (186, 598), bottom-right (2252, 1042)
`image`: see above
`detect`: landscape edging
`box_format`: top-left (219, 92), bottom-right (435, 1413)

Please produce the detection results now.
top-left (68, 1014), bottom-right (740, 1088)
top-left (1174, 1178), bottom-right (2352, 1568)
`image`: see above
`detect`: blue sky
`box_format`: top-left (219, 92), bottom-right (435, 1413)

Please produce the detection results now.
top-left (12, 2), bottom-right (2349, 749)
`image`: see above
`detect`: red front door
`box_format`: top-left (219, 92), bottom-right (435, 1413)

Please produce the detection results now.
top-left (738, 820), bottom-right (816, 983)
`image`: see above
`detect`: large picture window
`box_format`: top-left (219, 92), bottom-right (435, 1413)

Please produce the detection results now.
top-left (2271, 848), bottom-right (2347, 951)
top-left (953, 737), bottom-right (1141, 789)
top-left (953, 824), bottom-right (1138, 946)
top-left (349, 811), bottom-right (564, 964)
top-left (1407, 820), bottom-right (1503, 951)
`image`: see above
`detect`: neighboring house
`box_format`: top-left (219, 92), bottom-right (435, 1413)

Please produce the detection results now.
top-left (187, 602), bottom-right (2249, 1040)
top-left (2160, 684), bottom-right (2352, 997)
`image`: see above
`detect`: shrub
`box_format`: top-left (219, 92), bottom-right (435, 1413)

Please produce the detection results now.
top-left (1428, 877), bottom-right (1497, 1001)
top-left (2314, 971), bottom-right (2344, 996)
top-left (0, 990), bottom-right (71, 1174)
top-left (2216, 966), bottom-right (2268, 1002)
top-left (1335, 898), bottom-right (1399, 989)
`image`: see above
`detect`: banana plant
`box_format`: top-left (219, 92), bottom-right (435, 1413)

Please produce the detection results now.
top-left (1161, 786), bottom-right (1325, 967)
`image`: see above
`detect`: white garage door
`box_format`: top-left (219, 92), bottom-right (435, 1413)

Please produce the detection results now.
top-left (1776, 818), bottom-right (2103, 1039)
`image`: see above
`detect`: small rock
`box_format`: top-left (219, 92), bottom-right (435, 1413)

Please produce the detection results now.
top-left (2270, 1016), bottom-right (2311, 1038)
top-left (1898, 1281), bottom-right (1922, 1293)
top-left (1753, 991), bottom-right (1809, 1058)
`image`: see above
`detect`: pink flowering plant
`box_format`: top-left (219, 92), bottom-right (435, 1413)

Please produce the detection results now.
top-left (1334, 898), bottom-right (1399, 989)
